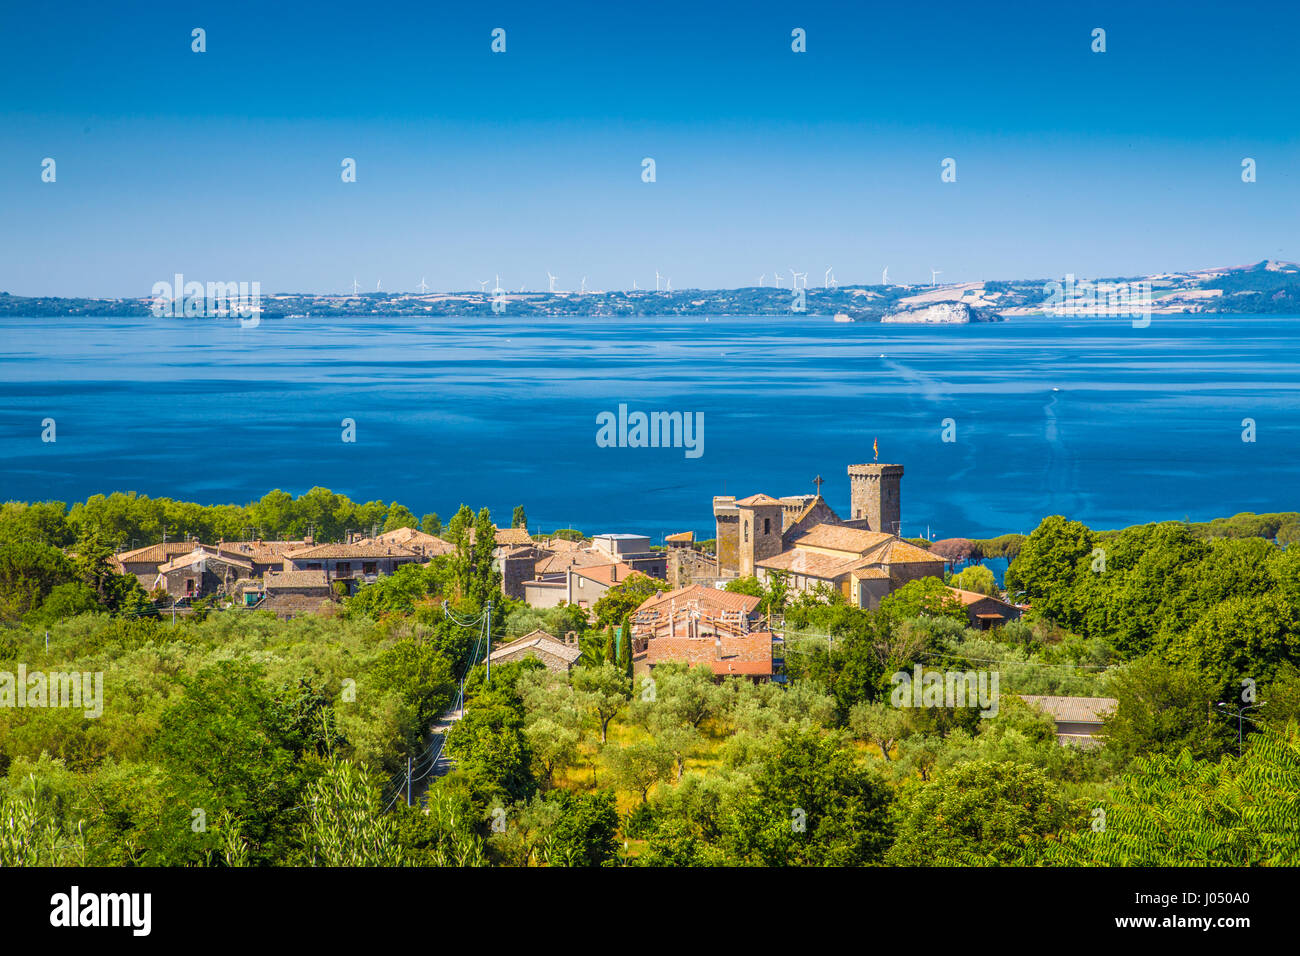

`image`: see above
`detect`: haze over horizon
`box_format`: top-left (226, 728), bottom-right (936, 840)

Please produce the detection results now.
top-left (3, 0), bottom-right (1298, 298)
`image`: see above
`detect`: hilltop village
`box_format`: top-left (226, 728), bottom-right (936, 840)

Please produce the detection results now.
top-left (112, 461), bottom-right (1024, 686)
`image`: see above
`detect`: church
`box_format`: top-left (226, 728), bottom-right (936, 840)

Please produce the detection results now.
top-left (712, 462), bottom-right (945, 608)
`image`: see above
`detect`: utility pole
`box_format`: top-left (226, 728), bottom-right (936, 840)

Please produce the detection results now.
top-left (406, 754), bottom-right (412, 806)
top-left (485, 599), bottom-right (493, 682)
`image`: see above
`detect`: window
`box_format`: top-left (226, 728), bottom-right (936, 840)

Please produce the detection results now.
top-left (744, 521), bottom-right (749, 542)
top-left (363, 562), bottom-right (377, 575)
top-left (337, 562), bottom-right (351, 576)
top-left (764, 518), bottom-right (771, 535)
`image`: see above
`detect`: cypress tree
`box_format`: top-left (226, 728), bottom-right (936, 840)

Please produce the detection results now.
top-left (604, 626), bottom-right (615, 663)
top-left (618, 612), bottom-right (633, 677)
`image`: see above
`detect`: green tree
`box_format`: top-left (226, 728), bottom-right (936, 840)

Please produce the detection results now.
top-left (1004, 515), bottom-right (1095, 628)
top-left (511, 505), bottom-right (527, 530)
top-left (572, 664), bottom-right (632, 743)
top-left (886, 759), bottom-right (1071, 865)
top-left (950, 564), bottom-right (999, 597)
top-left (381, 502), bottom-right (420, 533)
top-left (1099, 655), bottom-right (1231, 764)
top-left (297, 758), bottom-right (403, 866)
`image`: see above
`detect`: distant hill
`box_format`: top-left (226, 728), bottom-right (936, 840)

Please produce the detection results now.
top-left (4, 260), bottom-right (1299, 319)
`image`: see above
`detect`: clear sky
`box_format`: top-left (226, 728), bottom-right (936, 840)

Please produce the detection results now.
top-left (2, 0), bottom-right (1297, 296)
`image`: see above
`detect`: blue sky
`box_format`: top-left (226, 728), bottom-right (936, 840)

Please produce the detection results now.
top-left (2, 0), bottom-right (1297, 296)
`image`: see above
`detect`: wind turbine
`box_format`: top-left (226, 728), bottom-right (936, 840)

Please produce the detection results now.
top-left (376, 278), bottom-right (382, 292)
top-left (882, 266), bottom-right (889, 285)
top-left (791, 269), bottom-right (807, 290)
top-left (665, 277), bottom-right (672, 292)
top-left (824, 267), bottom-right (832, 289)
top-left (351, 278), bottom-right (360, 296)
top-left (654, 270), bottom-right (662, 292)
top-left (632, 280), bottom-right (639, 290)
top-left (418, 277), bottom-right (429, 294)
top-left (930, 268), bottom-right (942, 287)
top-left (773, 271), bottom-right (783, 288)
top-left (492, 274), bottom-right (503, 295)
top-left (759, 274), bottom-right (766, 287)
top-left (547, 271), bottom-right (558, 293)
top-left (478, 279), bottom-right (490, 293)
top-left (580, 276), bottom-right (587, 294)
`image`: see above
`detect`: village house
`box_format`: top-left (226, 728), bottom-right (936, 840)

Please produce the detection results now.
top-left (630, 584), bottom-right (765, 642)
top-left (488, 629), bottom-right (583, 673)
top-left (151, 546), bottom-right (255, 601)
top-left (947, 586), bottom-right (1024, 629)
top-left (216, 539), bottom-right (313, 577)
top-left (365, 526), bottom-right (455, 558)
top-left (263, 569), bottom-right (335, 619)
top-left (522, 562), bottom-right (638, 611)
top-left (283, 541), bottom-right (424, 594)
top-left (1018, 695), bottom-right (1118, 747)
top-left (113, 541), bottom-right (214, 588)
top-left (630, 585), bottom-right (777, 682)
top-left (589, 533), bottom-right (668, 578)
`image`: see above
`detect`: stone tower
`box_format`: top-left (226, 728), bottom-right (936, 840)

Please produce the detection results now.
top-left (847, 463), bottom-right (903, 535)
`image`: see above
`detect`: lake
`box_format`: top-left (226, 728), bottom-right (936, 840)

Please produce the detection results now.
top-left (1, 312), bottom-right (1297, 541)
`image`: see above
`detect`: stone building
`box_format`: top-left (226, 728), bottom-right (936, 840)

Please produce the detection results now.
top-left (488, 629), bottom-right (583, 673)
top-left (1018, 696), bottom-right (1118, 747)
top-left (283, 541), bottom-right (424, 594)
top-left (263, 569), bottom-right (335, 618)
top-left (152, 547), bottom-right (255, 600)
top-left (946, 587), bottom-right (1023, 629)
top-left (712, 461), bottom-right (940, 607)
top-left (114, 541), bottom-right (212, 588)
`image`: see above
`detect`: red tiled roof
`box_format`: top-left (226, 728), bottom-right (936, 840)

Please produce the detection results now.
top-left (735, 493), bottom-right (782, 507)
top-left (570, 563), bottom-right (637, 587)
top-left (637, 584), bottom-right (760, 616)
top-left (644, 631), bottom-right (774, 677)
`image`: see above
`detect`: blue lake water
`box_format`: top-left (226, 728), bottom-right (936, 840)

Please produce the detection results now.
top-left (1, 313), bottom-right (1297, 540)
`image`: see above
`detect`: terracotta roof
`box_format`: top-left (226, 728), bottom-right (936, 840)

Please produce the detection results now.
top-left (371, 528), bottom-right (455, 554)
top-left (643, 631), bottom-right (774, 677)
top-left (490, 630), bottom-right (582, 665)
top-left (946, 586), bottom-right (1015, 608)
top-left (494, 528), bottom-right (534, 546)
top-left (286, 542), bottom-right (421, 560)
top-left (851, 567), bottom-right (891, 580)
top-left (637, 584), bottom-right (761, 616)
top-left (786, 523), bottom-right (894, 555)
top-left (1019, 696), bottom-right (1118, 724)
top-left (156, 547), bottom-right (254, 574)
top-left (116, 542), bottom-right (202, 565)
top-left (265, 569), bottom-right (331, 590)
top-left (664, 531), bottom-right (695, 544)
top-left (881, 539), bottom-right (943, 564)
top-left (219, 540), bottom-right (312, 563)
top-left (757, 548), bottom-right (859, 579)
top-left (535, 550), bottom-right (614, 575)
top-left (734, 494), bottom-right (782, 507)
top-left (570, 563), bottom-right (637, 587)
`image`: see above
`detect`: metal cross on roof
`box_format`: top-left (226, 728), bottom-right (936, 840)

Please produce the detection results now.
top-left (813, 475), bottom-right (824, 495)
